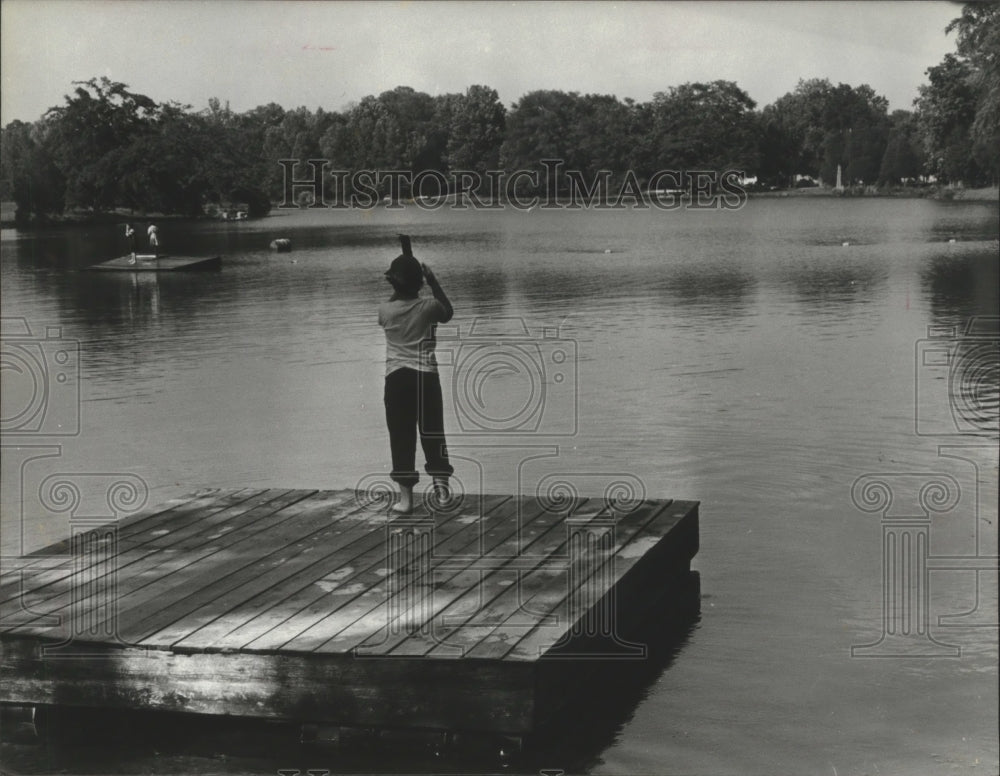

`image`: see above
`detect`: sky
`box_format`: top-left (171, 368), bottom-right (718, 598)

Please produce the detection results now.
top-left (1, 0), bottom-right (962, 125)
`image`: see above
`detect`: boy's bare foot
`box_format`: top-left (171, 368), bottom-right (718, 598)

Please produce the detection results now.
top-left (391, 485), bottom-right (414, 514)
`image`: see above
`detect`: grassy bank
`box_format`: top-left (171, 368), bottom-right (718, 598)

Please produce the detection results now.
top-left (1, 205), bottom-right (216, 229)
top-left (947, 186), bottom-right (1000, 201)
top-left (749, 184), bottom-right (998, 201)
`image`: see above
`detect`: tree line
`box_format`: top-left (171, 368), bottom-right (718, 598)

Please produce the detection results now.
top-left (1, 3), bottom-right (995, 223)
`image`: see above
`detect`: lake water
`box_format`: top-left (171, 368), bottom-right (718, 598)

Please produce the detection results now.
top-left (1, 196), bottom-right (998, 775)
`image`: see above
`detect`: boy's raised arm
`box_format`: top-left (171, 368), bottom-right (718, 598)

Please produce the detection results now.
top-left (422, 263), bottom-right (453, 323)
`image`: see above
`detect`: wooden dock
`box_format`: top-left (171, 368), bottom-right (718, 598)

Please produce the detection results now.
top-left (0, 488), bottom-right (698, 737)
top-left (87, 254), bottom-right (221, 271)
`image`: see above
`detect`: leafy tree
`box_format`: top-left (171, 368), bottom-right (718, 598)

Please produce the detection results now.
top-left (757, 105), bottom-right (802, 187)
top-left (946, 3), bottom-right (1000, 182)
top-left (568, 93), bottom-right (633, 179)
top-left (915, 53), bottom-right (980, 184)
top-left (0, 120), bottom-right (65, 220)
top-left (845, 123), bottom-right (889, 184)
top-left (648, 81), bottom-right (760, 173)
top-left (233, 102), bottom-right (287, 200)
top-left (447, 85), bottom-right (506, 177)
top-left (500, 90), bottom-right (635, 194)
top-left (878, 110), bottom-right (925, 184)
top-left (623, 98), bottom-right (657, 182)
top-left (761, 79), bottom-right (889, 184)
top-left (762, 79), bottom-right (838, 178)
top-left (418, 92), bottom-right (460, 175)
top-left (42, 77), bottom-right (159, 210)
top-left (372, 86), bottom-right (439, 174)
top-left (501, 90), bottom-right (580, 172)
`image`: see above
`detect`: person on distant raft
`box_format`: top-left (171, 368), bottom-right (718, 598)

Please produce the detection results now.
top-left (125, 223), bottom-right (136, 263)
top-left (377, 239), bottom-right (454, 513)
top-left (147, 223), bottom-right (159, 257)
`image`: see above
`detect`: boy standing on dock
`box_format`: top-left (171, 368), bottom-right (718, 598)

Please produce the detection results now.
top-left (378, 237), bottom-right (454, 513)
top-left (147, 223), bottom-right (159, 257)
top-left (125, 223), bottom-right (136, 264)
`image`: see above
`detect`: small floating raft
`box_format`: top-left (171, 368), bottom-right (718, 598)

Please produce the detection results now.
top-left (87, 254), bottom-right (221, 272)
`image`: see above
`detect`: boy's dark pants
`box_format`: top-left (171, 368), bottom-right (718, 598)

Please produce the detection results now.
top-left (384, 367), bottom-right (453, 487)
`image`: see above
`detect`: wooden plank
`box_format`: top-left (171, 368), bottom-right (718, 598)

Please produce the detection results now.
top-left (165, 494), bottom-right (506, 652)
top-left (257, 495), bottom-right (516, 653)
top-left (197, 494), bottom-right (494, 650)
top-left (0, 638), bottom-right (537, 734)
top-left (1, 490), bottom-right (305, 638)
top-left (0, 488), bottom-right (273, 617)
top-left (538, 510), bottom-right (698, 662)
top-left (0, 489), bottom-right (260, 605)
top-left (0, 489), bottom-right (270, 623)
top-left (0, 557), bottom-right (72, 575)
top-left (87, 255), bottom-right (221, 272)
top-left (1, 490), bottom-right (284, 637)
top-left (163, 494), bottom-right (391, 651)
top-left (94, 490), bottom-right (320, 643)
top-left (0, 489), bottom-right (244, 602)
top-left (187, 496), bottom-right (472, 652)
top-left (8, 489), bottom-right (221, 564)
top-left (391, 501), bottom-right (609, 658)
top-left (421, 501), bottom-right (662, 659)
top-left (243, 495), bottom-right (515, 653)
top-left (459, 499), bottom-right (679, 660)
top-left (122, 491), bottom-right (367, 646)
top-left (136, 490), bottom-right (368, 648)
top-left (502, 500), bottom-right (698, 661)
top-left (356, 496), bottom-right (592, 657)
top-left (278, 495), bottom-right (525, 654)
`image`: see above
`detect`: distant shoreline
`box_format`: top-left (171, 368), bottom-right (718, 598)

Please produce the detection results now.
top-left (749, 185), bottom-right (999, 201)
top-left (3, 186), bottom-right (997, 228)
top-left (0, 205), bottom-right (213, 229)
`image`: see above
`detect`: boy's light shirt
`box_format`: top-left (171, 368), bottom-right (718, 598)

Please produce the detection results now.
top-left (378, 296), bottom-right (448, 375)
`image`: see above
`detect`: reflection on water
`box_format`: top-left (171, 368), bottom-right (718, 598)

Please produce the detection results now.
top-left (1, 197), bottom-right (998, 774)
top-left (923, 247), bottom-right (1000, 319)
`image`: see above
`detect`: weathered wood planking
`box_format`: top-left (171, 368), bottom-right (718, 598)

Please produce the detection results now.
top-left (1, 488), bottom-right (699, 736)
top-left (0, 489), bottom-right (230, 596)
top-left (0, 488), bottom-right (268, 627)
top-left (1, 489), bottom-right (300, 631)
top-left (87, 255), bottom-right (221, 272)
top-left (0, 639), bottom-right (537, 732)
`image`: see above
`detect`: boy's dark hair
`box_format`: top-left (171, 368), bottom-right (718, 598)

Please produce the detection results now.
top-left (385, 254), bottom-right (423, 295)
